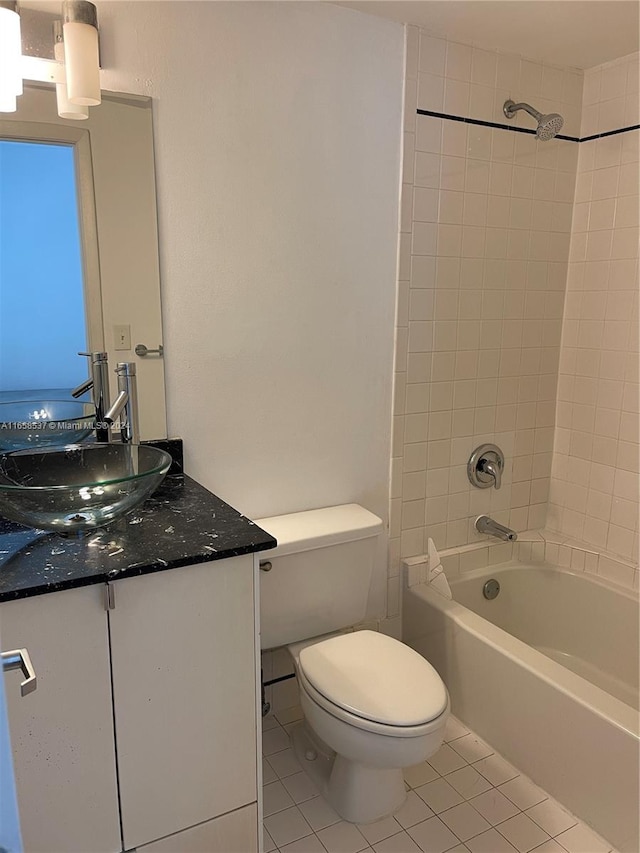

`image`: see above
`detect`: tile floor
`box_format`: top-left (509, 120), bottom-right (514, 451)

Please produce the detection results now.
top-left (262, 707), bottom-right (617, 853)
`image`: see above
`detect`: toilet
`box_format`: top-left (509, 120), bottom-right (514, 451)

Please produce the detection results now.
top-left (257, 504), bottom-right (449, 825)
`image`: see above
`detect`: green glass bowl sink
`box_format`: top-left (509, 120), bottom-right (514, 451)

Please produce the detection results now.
top-left (0, 400), bottom-right (95, 451)
top-left (0, 443), bottom-right (172, 533)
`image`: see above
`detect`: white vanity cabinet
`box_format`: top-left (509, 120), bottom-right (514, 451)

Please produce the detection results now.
top-left (110, 555), bottom-right (259, 851)
top-left (0, 584), bottom-right (121, 853)
top-left (1, 554), bottom-right (261, 853)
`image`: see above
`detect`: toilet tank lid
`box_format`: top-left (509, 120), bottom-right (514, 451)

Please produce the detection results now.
top-left (254, 504), bottom-right (383, 558)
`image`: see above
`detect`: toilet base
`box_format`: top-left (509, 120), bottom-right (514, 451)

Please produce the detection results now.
top-left (291, 722), bottom-right (407, 824)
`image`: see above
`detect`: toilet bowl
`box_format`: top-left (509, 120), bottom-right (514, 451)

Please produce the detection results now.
top-left (256, 504), bottom-right (450, 824)
top-left (288, 630), bottom-right (449, 824)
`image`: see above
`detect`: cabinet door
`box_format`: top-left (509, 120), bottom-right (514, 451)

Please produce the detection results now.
top-left (0, 585), bottom-right (121, 853)
top-left (110, 556), bottom-right (258, 850)
top-left (136, 803), bottom-right (258, 853)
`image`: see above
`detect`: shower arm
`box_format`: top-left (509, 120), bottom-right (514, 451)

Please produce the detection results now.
top-left (503, 100), bottom-right (543, 122)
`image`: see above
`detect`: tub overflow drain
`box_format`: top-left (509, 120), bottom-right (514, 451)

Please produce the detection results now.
top-left (483, 579), bottom-right (500, 600)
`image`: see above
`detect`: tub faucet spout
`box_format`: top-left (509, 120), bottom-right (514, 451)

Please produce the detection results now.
top-left (475, 515), bottom-right (518, 542)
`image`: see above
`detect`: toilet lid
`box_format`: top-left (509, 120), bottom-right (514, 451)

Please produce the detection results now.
top-left (298, 630), bottom-right (448, 727)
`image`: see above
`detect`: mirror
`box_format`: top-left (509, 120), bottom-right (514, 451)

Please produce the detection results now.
top-left (0, 85), bottom-right (166, 441)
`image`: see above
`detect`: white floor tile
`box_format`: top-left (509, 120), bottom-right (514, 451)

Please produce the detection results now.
top-left (525, 800), bottom-right (577, 837)
top-left (264, 805), bottom-right (313, 848)
top-left (263, 826), bottom-right (277, 853)
top-left (263, 726), bottom-right (292, 755)
top-left (264, 780), bottom-right (295, 817)
top-left (466, 828), bottom-right (519, 853)
top-left (407, 815), bottom-right (461, 853)
top-left (554, 823), bottom-right (612, 853)
top-left (298, 796), bottom-right (342, 831)
top-left (263, 756), bottom-right (278, 785)
top-left (438, 802), bottom-right (491, 842)
top-left (282, 771), bottom-right (320, 804)
top-left (445, 766), bottom-right (493, 800)
top-left (449, 734), bottom-right (494, 764)
top-left (428, 743), bottom-right (469, 775)
top-left (529, 841), bottom-right (566, 853)
top-left (415, 778), bottom-right (464, 814)
top-left (262, 713), bottom-right (615, 853)
top-left (263, 714), bottom-right (280, 732)
top-left (279, 833), bottom-right (329, 853)
top-left (472, 754), bottom-right (519, 786)
top-left (443, 716), bottom-right (470, 742)
top-left (497, 814), bottom-right (550, 853)
top-left (373, 831), bottom-right (423, 853)
top-left (358, 816), bottom-right (403, 845)
top-left (276, 705), bottom-right (304, 726)
top-left (469, 789), bottom-right (520, 825)
top-left (317, 820), bottom-right (370, 853)
top-left (498, 777), bottom-right (548, 810)
top-left (269, 747), bottom-right (303, 779)
top-left (404, 761), bottom-right (440, 789)
top-left (395, 791), bottom-right (436, 829)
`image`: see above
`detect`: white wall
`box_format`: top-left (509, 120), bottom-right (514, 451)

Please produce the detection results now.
top-left (97, 1), bottom-right (404, 616)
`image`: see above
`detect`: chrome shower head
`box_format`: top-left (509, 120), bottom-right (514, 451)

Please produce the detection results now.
top-left (503, 99), bottom-right (564, 140)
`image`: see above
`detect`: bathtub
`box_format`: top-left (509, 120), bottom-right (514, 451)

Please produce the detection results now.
top-left (403, 562), bottom-right (639, 853)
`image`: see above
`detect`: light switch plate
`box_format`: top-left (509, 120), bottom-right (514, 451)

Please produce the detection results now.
top-left (113, 324), bottom-right (131, 350)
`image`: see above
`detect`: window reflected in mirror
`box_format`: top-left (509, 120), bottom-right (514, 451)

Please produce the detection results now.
top-left (0, 139), bottom-right (86, 402)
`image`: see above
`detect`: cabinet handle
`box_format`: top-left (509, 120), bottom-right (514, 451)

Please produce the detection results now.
top-left (1, 648), bottom-right (37, 696)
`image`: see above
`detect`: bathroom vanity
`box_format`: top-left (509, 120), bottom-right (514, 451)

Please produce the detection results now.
top-left (0, 468), bottom-right (276, 853)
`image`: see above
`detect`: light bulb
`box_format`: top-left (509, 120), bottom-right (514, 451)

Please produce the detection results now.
top-left (62, 2), bottom-right (100, 107)
top-left (0, 4), bottom-right (22, 113)
top-left (54, 22), bottom-right (88, 120)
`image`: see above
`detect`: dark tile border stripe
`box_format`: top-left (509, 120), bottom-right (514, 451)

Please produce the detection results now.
top-left (416, 108), bottom-right (640, 143)
top-left (580, 124), bottom-right (640, 142)
top-left (416, 108), bottom-right (578, 141)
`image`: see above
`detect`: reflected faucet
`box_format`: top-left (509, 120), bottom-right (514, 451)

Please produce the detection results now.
top-left (475, 515), bottom-right (518, 542)
top-left (104, 363), bottom-right (140, 444)
top-left (72, 351), bottom-right (111, 442)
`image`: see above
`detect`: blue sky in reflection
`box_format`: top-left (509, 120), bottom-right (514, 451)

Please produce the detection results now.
top-left (0, 140), bottom-right (86, 396)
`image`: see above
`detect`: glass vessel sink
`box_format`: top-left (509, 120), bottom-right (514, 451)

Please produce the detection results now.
top-left (0, 443), bottom-right (172, 533)
top-left (0, 400), bottom-right (95, 451)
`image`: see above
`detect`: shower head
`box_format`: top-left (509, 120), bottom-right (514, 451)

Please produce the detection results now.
top-left (503, 99), bottom-right (564, 141)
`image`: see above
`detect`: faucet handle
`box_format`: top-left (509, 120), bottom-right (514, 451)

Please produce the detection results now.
top-left (468, 444), bottom-right (505, 490)
top-left (479, 458), bottom-right (502, 490)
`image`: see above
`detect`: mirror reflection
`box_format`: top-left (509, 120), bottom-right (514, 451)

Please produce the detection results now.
top-left (0, 86), bottom-right (167, 440)
top-left (0, 139), bottom-right (86, 401)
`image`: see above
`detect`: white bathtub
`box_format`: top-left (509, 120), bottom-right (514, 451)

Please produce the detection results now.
top-left (403, 562), bottom-right (639, 853)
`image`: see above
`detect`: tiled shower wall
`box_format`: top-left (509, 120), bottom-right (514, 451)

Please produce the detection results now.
top-left (548, 52), bottom-right (640, 567)
top-left (389, 27), bottom-right (583, 583)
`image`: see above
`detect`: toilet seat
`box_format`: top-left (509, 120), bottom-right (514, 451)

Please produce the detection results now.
top-left (297, 668), bottom-right (449, 738)
top-left (296, 631), bottom-right (448, 734)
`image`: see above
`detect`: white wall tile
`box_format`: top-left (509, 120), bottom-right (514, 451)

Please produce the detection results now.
top-left (392, 31), bottom-right (637, 602)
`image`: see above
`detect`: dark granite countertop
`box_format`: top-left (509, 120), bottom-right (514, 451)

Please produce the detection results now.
top-left (0, 474), bottom-right (276, 603)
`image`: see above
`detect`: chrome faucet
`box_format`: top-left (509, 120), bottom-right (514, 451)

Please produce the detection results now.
top-left (468, 444), bottom-right (505, 490)
top-left (72, 351), bottom-right (111, 442)
top-left (104, 363), bottom-right (140, 444)
top-left (479, 457), bottom-right (502, 489)
top-left (475, 515), bottom-right (518, 542)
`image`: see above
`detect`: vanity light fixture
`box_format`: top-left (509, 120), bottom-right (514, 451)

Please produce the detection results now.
top-left (0, 1), bottom-right (22, 113)
top-left (0, 0), bottom-right (101, 120)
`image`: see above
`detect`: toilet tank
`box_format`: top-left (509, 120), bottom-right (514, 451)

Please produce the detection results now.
top-left (255, 504), bottom-right (383, 650)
